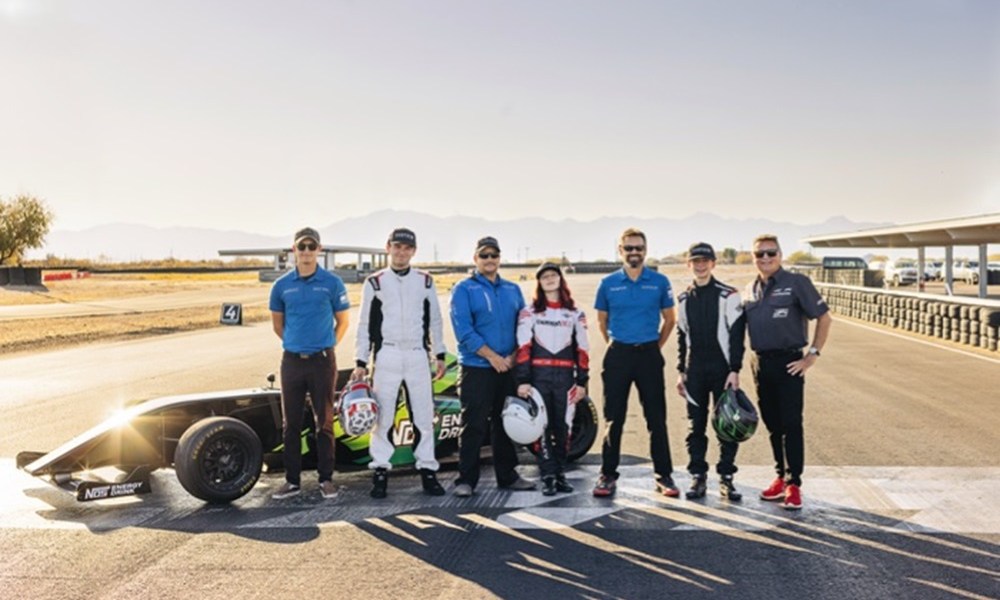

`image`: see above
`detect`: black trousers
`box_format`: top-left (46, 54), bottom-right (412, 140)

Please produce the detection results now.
top-left (751, 350), bottom-right (805, 486)
top-left (600, 343), bottom-right (673, 481)
top-left (534, 369), bottom-right (574, 478)
top-left (684, 359), bottom-right (738, 476)
top-left (280, 350), bottom-right (336, 486)
top-left (456, 366), bottom-right (520, 489)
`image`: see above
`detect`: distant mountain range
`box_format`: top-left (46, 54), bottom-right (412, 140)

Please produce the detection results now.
top-left (28, 210), bottom-right (891, 263)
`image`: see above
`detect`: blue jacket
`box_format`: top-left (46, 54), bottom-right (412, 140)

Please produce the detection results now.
top-left (450, 272), bottom-right (525, 368)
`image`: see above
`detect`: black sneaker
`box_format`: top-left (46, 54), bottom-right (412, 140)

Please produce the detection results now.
top-left (370, 467), bottom-right (388, 499)
top-left (542, 476), bottom-right (557, 496)
top-left (655, 476), bottom-right (680, 498)
top-left (686, 474), bottom-right (707, 499)
top-left (720, 475), bottom-right (742, 502)
top-left (420, 469), bottom-right (445, 496)
top-left (555, 474), bottom-right (574, 494)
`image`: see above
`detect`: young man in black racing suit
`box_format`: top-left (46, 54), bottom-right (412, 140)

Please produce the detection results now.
top-left (514, 263), bottom-right (590, 496)
top-left (675, 242), bottom-right (747, 501)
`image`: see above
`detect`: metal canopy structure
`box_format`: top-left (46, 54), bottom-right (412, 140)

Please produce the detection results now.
top-left (802, 213), bottom-right (1000, 248)
top-left (218, 245), bottom-right (387, 282)
top-left (802, 213), bottom-right (1000, 298)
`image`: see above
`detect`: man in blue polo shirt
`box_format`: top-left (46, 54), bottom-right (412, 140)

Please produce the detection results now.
top-left (593, 227), bottom-right (679, 498)
top-left (449, 236), bottom-right (534, 497)
top-left (269, 227), bottom-right (351, 500)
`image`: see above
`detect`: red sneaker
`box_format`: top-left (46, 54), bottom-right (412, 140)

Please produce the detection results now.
top-left (655, 476), bottom-right (680, 498)
top-left (760, 477), bottom-right (786, 501)
top-left (782, 484), bottom-right (802, 510)
top-left (592, 474), bottom-right (617, 497)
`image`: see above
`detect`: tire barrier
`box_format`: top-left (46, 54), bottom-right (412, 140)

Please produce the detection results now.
top-left (815, 283), bottom-right (1000, 353)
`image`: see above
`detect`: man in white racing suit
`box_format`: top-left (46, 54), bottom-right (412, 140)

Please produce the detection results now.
top-left (353, 228), bottom-right (447, 498)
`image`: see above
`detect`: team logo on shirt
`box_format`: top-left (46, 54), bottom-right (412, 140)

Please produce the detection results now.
top-left (772, 308), bottom-right (789, 319)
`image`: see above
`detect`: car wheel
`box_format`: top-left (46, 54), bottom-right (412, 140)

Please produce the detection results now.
top-left (174, 416), bottom-right (263, 503)
top-left (524, 396), bottom-right (599, 463)
top-left (566, 397), bottom-right (599, 462)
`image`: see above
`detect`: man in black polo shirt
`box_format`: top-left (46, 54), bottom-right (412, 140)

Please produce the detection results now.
top-left (743, 234), bottom-right (831, 510)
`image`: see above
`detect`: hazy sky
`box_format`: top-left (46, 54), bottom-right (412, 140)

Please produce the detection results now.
top-left (2, 0), bottom-right (998, 235)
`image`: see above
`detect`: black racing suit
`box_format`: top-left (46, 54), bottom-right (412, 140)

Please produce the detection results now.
top-left (514, 302), bottom-right (590, 478)
top-left (676, 277), bottom-right (746, 477)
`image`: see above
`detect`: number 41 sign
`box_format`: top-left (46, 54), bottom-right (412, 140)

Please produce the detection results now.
top-left (220, 303), bottom-right (243, 325)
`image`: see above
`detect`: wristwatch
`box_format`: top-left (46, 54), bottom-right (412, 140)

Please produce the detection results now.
top-left (807, 346), bottom-right (820, 357)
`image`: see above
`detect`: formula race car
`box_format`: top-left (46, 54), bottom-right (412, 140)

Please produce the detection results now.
top-left (17, 354), bottom-right (599, 503)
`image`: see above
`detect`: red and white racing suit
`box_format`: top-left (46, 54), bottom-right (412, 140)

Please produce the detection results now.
top-left (355, 267), bottom-right (446, 471)
top-left (514, 301), bottom-right (590, 477)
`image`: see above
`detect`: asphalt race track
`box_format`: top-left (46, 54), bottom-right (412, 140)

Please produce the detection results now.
top-left (2, 273), bottom-right (998, 599)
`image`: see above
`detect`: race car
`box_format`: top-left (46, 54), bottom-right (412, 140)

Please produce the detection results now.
top-left (17, 353), bottom-right (598, 504)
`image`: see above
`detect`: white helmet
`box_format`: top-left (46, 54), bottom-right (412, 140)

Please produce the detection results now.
top-left (502, 387), bottom-right (548, 445)
top-left (339, 381), bottom-right (379, 436)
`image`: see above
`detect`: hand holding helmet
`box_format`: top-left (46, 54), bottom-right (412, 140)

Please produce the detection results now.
top-left (338, 380), bottom-right (379, 437)
top-left (502, 387), bottom-right (548, 445)
top-left (712, 388), bottom-right (759, 444)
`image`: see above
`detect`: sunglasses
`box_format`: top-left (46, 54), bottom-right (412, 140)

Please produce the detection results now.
top-left (622, 245), bottom-right (645, 252)
top-left (478, 252), bottom-right (500, 259)
top-left (297, 242), bottom-right (318, 251)
top-left (754, 249), bottom-right (779, 258)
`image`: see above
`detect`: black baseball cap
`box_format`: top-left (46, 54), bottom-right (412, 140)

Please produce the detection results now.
top-left (687, 242), bottom-right (716, 261)
top-left (389, 227), bottom-right (417, 246)
top-left (475, 236), bottom-right (501, 253)
top-left (536, 262), bottom-right (562, 279)
top-left (294, 227), bottom-right (321, 245)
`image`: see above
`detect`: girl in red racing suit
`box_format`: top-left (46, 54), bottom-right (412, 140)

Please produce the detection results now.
top-left (514, 262), bottom-right (590, 496)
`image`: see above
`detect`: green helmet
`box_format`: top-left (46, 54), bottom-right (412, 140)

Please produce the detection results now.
top-left (712, 388), bottom-right (759, 443)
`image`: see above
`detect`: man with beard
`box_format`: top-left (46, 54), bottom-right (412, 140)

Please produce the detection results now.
top-left (593, 228), bottom-right (679, 498)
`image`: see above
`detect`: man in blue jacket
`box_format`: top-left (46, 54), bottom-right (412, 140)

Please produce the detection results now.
top-left (449, 236), bottom-right (535, 496)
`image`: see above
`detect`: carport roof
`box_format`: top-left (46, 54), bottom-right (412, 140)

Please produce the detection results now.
top-left (803, 213), bottom-right (1000, 248)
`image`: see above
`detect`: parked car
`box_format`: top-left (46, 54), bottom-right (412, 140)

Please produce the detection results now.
top-left (822, 256), bottom-right (867, 269)
top-left (924, 261), bottom-right (943, 281)
top-left (883, 259), bottom-right (919, 286)
top-left (952, 260), bottom-right (980, 284)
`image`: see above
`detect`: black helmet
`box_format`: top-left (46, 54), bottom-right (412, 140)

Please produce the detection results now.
top-left (712, 388), bottom-right (758, 443)
top-left (535, 262), bottom-right (562, 279)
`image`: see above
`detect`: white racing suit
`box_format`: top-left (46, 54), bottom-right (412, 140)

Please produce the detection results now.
top-left (514, 302), bottom-right (590, 478)
top-left (355, 267), bottom-right (446, 471)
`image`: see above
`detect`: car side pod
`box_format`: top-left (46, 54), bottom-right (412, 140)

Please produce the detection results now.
top-left (17, 450), bottom-right (153, 502)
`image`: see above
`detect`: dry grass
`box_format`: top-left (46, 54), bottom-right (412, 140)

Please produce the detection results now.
top-left (1, 270), bottom-right (467, 354)
top-left (1, 305), bottom-right (274, 354)
top-left (0, 272), bottom-right (264, 306)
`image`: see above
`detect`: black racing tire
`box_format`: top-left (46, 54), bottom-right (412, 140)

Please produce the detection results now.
top-left (174, 416), bottom-right (263, 503)
top-left (567, 398), bottom-right (599, 462)
top-left (526, 397), bottom-right (599, 463)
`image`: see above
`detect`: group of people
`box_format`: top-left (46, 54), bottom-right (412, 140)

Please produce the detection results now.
top-left (267, 225), bottom-right (830, 510)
